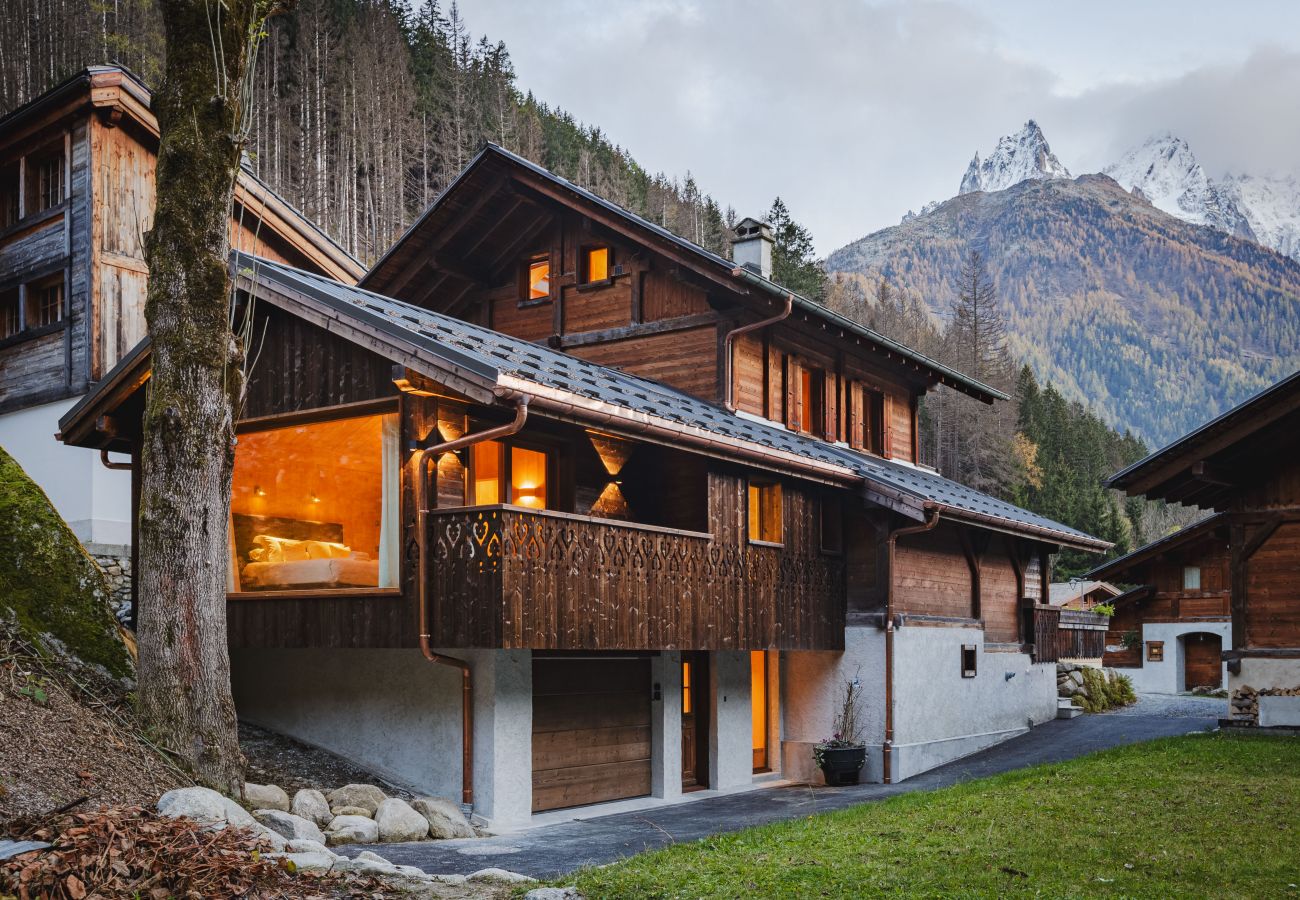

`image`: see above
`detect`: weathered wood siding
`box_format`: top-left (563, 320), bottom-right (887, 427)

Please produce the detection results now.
top-left (980, 539), bottom-right (1021, 643)
top-left (1244, 521), bottom-right (1300, 648)
top-left (894, 524), bottom-right (973, 619)
top-left (570, 325), bottom-right (719, 399)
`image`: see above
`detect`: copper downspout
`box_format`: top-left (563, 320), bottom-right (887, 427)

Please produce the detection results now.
top-left (414, 397), bottom-right (530, 806)
top-left (722, 286), bottom-right (793, 412)
top-left (100, 449), bottom-right (132, 470)
top-left (882, 507), bottom-right (941, 784)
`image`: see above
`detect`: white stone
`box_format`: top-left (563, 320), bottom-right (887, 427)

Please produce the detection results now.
top-left (468, 867), bottom-right (536, 884)
top-left (285, 839), bottom-right (340, 858)
top-left (324, 815), bottom-right (379, 846)
top-left (290, 788), bottom-right (332, 827)
top-left (244, 782), bottom-right (290, 812)
top-left (374, 798), bottom-right (430, 843)
top-left (329, 805), bottom-right (373, 819)
top-left (525, 889), bottom-right (585, 900)
top-left (326, 784), bottom-right (387, 815)
top-left (411, 796), bottom-right (474, 839)
top-left (220, 798), bottom-right (258, 829)
top-left (156, 787), bottom-right (228, 825)
top-left (255, 810), bottom-right (326, 845)
top-left (278, 851), bottom-right (337, 874)
top-left (354, 850), bottom-right (393, 865)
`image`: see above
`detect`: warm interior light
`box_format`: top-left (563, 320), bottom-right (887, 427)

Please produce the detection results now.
top-left (510, 446), bottom-right (547, 509)
top-left (528, 258), bottom-right (550, 300)
top-left (586, 246), bottom-right (609, 282)
top-left (471, 442), bottom-right (501, 505)
top-left (253, 485), bottom-right (266, 497)
top-left (309, 492), bottom-right (321, 504)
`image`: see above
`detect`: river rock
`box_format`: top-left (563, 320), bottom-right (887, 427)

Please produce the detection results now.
top-left (244, 783), bottom-right (290, 812)
top-left (525, 889), bottom-right (585, 900)
top-left (326, 784), bottom-right (387, 815)
top-left (255, 810), bottom-right (326, 845)
top-left (325, 815), bottom-right (379, 846)
top-left (291, 788), bottom-right (333, 827)
top-left (375, 798), bottom-right (430, 842)
top-left (411, 796), bottom-right (475, 839)
top-left (330, 805), bottom-right (373, 818)
top-left (469, 867), bottom-right (536, 884)
top-left (157, 787), bottom-right (229, 825)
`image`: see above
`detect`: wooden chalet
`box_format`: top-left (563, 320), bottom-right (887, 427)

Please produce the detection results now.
top-left (58, 144), bottom-right (1108, 825)
top-left (0, 65), bottom-right (361, 551)
top-left (1108, 371), bottom-right (1300, 721)
top-left (1085, 516), bottom-right (1231, 692)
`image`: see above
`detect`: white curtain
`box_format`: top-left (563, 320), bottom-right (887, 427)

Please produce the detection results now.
top-left (379, 413), bottom-right (400, 588)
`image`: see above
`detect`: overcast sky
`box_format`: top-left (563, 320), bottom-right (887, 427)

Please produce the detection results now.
top-left (459, 0), bottom-right (1300, 254)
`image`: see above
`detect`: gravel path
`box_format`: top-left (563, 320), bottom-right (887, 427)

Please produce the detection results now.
top-left (1106, 692), bottom-right (1228, 719)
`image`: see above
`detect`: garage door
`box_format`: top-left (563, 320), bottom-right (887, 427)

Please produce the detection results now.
top-left (532, 656), bottom-right (652, 812)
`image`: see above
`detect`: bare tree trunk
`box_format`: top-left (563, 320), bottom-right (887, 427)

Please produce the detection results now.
top-left (139, 0), bottom-right (284, 794)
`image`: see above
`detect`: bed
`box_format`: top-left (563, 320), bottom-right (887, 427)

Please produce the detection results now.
top-left (232, 514), bottom-right (380, 590)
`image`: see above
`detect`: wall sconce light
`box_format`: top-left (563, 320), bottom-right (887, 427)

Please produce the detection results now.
top-left (309, 492), bottom-right (321, 504)
top-left (253, 485), bottom-right (266, 497)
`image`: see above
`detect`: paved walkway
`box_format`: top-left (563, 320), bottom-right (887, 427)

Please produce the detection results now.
top-left (341, 698), bottom-right (1219, 879)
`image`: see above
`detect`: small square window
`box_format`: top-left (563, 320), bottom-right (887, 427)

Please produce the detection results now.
top-left (0, 288), bottom-right (20, 339)
top-left (27, 278), bottom-right (62, 328)
top-left (1147, 641), bottom-right (1164, 662)
top-left (582, 246), bottom-right (610, 283)
top-left (1182, 566), bottom-right (1201, 591)
top-left (524, 257), bottom-right (550, 302)
top-left (961, 644), bottom-right (977, 678)
top-left (747, 480), bottom-right (782, 544)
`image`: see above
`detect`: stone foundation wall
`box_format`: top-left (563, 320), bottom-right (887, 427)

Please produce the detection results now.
top-left (86, 544), bottom-right (132, 625)
top-left (1229, 685), bottom-right (1300, 725)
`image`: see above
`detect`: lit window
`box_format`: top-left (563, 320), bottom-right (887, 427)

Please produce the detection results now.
top-left (526, 257), bottom-right (550, 301)
top-left (470, 442), bottom-right (502, 505)
top-left (510, 445), bottom-right (547, 508)
top-left (751, 651), bottom-right (768, 771)
top-left (1183, 566), bottom-right (1201, 591)
top-left (747, 480), bottom-right (782, 544)
top-left (28, 279), bottom-right (62, 328)
top-left (682, 661), bottom-right (692, 714)
top-left (230, 412), bottom-right (401, 593)
top-left (582, 246), bottom-right (610, 283)
top-left (466, 440), bottom-right (550, 510)
top-left (0, 289), bottom-right (19, 339)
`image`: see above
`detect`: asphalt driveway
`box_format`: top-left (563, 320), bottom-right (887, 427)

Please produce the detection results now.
top-left (341, 694), bottom-right (1221, 879)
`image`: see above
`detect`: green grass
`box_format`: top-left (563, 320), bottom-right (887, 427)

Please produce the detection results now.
top-left (560, 734), bottom-right (1300, 898)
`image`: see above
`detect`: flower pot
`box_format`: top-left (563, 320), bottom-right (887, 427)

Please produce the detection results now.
top-left (817, 744), bottom-right (866, 786)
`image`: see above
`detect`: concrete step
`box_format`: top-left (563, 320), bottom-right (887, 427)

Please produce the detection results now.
top-left (1057, 697), bottom-right (1083, 719)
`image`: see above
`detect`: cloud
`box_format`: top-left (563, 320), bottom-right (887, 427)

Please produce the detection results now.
top-left (460, 0), bottom-right (1300, 253)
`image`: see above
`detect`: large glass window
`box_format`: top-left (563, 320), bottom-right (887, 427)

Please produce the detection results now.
top-left (229, 412), bottom-right (400, 592)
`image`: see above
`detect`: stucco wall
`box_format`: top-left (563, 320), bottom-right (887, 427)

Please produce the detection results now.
top-left (780, 627), bottom-right (886, 784)
top-left (0, 399), bottom-right (131, 545)
top-left (651, 651), bottom-right (683, 802)
top-left (709, 651), bottom-right (753, 791)
top-left (891, 626), bottom-right (1056, 782)
top-left (1232, 657), bottom-right (1300, 693)
top-left (230, 647), bottom-right (533, 828)
top-left (1126, 621), bottom-right (1231, 694)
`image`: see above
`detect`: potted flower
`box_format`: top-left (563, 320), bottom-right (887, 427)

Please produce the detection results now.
top-left (813, 675), bottom-right (866, 786)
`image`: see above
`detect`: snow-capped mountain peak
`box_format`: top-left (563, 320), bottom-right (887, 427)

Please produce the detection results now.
top-left (957, 120), bottom-right (1072, 195)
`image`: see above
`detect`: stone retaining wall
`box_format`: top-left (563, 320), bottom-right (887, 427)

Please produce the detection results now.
top-left (86, 544), bottom-right (132, 625)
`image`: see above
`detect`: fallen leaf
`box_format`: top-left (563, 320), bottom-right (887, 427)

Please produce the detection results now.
top-left (66, 873), bottom-right (86, 899)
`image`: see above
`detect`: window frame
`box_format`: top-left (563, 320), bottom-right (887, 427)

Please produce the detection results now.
top-left (25, 141), bottom-right (66, 216)
top-left (578, 244), bottom-right (613, 287)
top-left (520, 253), bottom-right (551, 306)
top-left (747, 479), bottom-right (784, 546)
top-left (1182, 565), bottom-right (1202, 591)
top-left (0, 287), bottom-right (20, 341)
top-left (1146, 640), bottom-right (1164, 662)
top-left (464, 435), bottom-right (556, 511)
top-left (799, 366), bottom-right (826, 438)
top-left (961, 644), bottom-right (977, 678)
top-left (27, 275), bottom-right (63, 329)
top-left (0, 161), bottom-right (19, 229)
top-left (227, 399), bottom-right (402, 599)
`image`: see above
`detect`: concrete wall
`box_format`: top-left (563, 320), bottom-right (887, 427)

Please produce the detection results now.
top-left (891, 625), bottom-right (1056, 782)
top-left (709, 651), bottom-right (753, 791)
top-left (0, 399), bottom-right (131, 545)
top-left (650, 651), bottom-right (683, 803)
top-left (1232, 657), bottom-right (1300, 693)
top-left (230, 647), bottom-right (533, 829)
top-left (780, 627), bottom-right (886, 784)
top-left (1126, 621), bottom-right (1231, 694)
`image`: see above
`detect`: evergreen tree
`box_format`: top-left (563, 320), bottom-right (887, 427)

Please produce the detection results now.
top-left (765, 197), bottom-right (828, 300)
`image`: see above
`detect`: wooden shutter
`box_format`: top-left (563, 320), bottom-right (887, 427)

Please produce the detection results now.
top-left (847, 383), bottom-right (863, 450)
top-left (785, 357), bottom-right (800, 431)
top-left (823, 373), bottom-right (837, 441)
top-left (882, 394), bottom-right (894, 458)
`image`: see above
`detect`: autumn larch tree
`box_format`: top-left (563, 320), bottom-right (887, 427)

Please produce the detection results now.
top-left (138, 0), bottom-right (290, 793)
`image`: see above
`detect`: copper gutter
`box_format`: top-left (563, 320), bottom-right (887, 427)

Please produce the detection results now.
top-left (722, 286), bottom-right (792, 412)
top-left (413, 396), bottom-right (530, 806)
top-left (882, 507), bottom-right (941, 784)
top-left (100, 449), bottom-right (132, 470)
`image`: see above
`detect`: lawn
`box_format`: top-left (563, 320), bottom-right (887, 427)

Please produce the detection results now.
top-left (562, 733), bottom-right (1299, 898)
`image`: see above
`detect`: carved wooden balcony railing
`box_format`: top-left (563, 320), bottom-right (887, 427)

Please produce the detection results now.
top-left (427, 505), bottom-right (845, 650)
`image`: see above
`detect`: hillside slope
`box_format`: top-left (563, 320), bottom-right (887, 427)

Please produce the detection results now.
top-left (827, 174), bottom-right (1300, 445)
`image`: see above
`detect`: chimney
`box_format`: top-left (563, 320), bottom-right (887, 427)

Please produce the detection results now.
top-left (731, 217), bottom-right (773, 280)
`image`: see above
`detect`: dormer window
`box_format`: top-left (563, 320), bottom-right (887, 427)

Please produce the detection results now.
top-left (581, 246), bottom-right (610, 284)
top-left (523, 255), bottom-right (550, 303)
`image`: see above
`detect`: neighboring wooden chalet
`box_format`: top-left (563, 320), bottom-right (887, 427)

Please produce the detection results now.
top-left (1108, 371), bottom-right (1300, 722)
top-left (1048, 580), bottom-right (1121, 610)
top-left (1085, 515), bottom-right (1231, 692)
top-left (58, 143), bottom-right (1108, 826)
top-left (0, 66), bottom-right (360, 551)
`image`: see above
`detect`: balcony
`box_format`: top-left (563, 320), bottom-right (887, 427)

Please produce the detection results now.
top-left (426, 505), bottom-right (845, 651)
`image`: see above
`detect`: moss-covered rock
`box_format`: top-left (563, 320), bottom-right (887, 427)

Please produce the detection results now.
top-left (0, 445), bottom-right (133, 679)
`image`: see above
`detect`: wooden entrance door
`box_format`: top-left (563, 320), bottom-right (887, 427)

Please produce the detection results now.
top-left (681, 652), bottom-right (709, 790)
top-left (531, 656), bottom-right (652, 812)
top-left (1184, 633), bottom-right (1222, 690)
